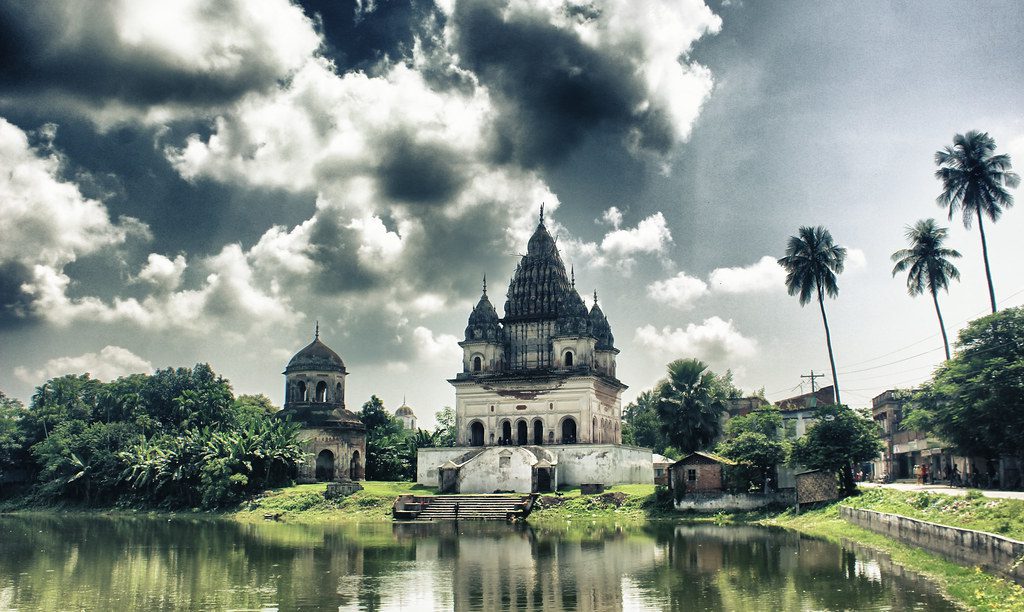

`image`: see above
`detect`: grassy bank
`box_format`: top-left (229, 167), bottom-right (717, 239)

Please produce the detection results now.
top-left (233, 481), bottom-right (435, 523)
top-left (527, 483), bottom-right (673, 524)
top-left (845, 487), bottom-right (1024, 539)
top-left (763, 499), bottom-right (1024, 611)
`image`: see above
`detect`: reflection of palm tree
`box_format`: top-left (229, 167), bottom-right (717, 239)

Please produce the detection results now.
top-left (935, 131), bottom-right (1019, 313)
top-left (778, 226), bottom-right (847, 405)
top-left (891, 219), bottom-right (961, 360)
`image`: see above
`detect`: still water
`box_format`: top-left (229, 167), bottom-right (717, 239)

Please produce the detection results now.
top-left (0, 515), bottom-right (953, 611)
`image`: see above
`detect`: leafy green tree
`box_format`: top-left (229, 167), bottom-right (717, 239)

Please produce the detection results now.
top-left (433, 406), bottom-right (457, 447)
top-left (654, 359), bottom-right (730, 453)
top-left (790, 404), bottom-right (883, 497)
top-left (891, 219), bottom-right (962, 360)
top-left (622, 390), bottom-right (668, 453)
top-left (906, 307), bottom-right (1024, 467)
top-left (716, 407), bottom-right (786, 492)
top-left (935, 130), bottom-right (1019, 313)
top-left (0, 392), bottom-right (27, 487)
top-left (360, 396), bottom-right (408, 480)
top-left (779, 226), bottom-right (847, 405)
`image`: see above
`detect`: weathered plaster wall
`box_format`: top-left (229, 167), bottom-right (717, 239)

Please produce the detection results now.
top-left (548, 444), bottom-right (652, 486)
top-left (840, 506), bottom-right (1024, 584)
top-left (673, 491), bottom-right (796, 512)
top-left (456, 447), bottom-right (538, 493)
top-left (416, 444), bottom-right (652, 487)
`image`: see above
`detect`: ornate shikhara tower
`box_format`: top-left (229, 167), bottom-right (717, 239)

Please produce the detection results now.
top-left (451, 208), bottom-right (626, 448)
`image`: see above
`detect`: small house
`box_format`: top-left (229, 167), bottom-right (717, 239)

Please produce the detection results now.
top-left (669, 451), bottom-right (736, 494)
top-left (653, 453), bottom-right (673, 486)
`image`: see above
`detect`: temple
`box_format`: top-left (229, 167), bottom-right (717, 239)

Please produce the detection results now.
top-left (417, 208), bottom-right (653, 492)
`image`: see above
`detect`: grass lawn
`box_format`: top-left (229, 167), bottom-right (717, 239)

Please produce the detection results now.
top-left (233, 481), bottom-right (435, 523)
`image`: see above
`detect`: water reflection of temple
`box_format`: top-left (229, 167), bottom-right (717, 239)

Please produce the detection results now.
top-left (402, 523), bottom-right (660, 612)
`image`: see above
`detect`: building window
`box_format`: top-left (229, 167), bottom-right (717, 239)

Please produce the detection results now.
top-left (565, 351), bottom-right (574, 367)
top-left (687, 469), bottom-right (697, 482)
top-left (473, 356), bottom-right (482, 372)
top-left (499, 456), bottom-right (510, 468)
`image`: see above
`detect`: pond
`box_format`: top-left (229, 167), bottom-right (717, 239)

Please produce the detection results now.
top-left (0, 515), bottom-right (954, 611)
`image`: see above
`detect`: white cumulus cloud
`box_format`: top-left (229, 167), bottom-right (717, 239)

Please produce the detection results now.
top-left (15, 345), bottom-right (153, 384)
top-left (634, 317), bottom-right (757, 362)
top-left (412, 326), bottom-right (462, 362)
top-left (708, 255), bottom-right (787, 294)
top-left (646, 271), bottom-right (709, 309)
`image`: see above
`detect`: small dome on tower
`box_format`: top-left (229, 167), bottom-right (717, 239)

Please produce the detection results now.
top-left (589, 294), bottom-right (615, 350)
top-left (395, 404), bottom-right (415, 417)
top-left (286, 327), bottom-right (346, 373)
top-left (465, 278), bottom-right (502, 341)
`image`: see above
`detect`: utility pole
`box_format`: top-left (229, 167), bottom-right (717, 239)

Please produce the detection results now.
top-left (801, 370), bottom-right (824, 394)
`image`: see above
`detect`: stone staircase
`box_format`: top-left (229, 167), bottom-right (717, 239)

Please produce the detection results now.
top-left (393, 494), bottom-right (535, 521)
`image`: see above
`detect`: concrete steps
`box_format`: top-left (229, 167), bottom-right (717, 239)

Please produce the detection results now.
top-left (394, 494), bottom-right (534, 521)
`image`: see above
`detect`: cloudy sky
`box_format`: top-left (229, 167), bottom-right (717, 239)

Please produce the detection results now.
top-left (1, 0), bottom-right (1022, 425)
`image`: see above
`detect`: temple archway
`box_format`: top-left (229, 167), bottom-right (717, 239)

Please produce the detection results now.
top-left (349, 450), bottom-right (361, 480)
top-left (516, 420), bottom-right (528, 445)
top-left (501, 420), bottom-right (512, 444)
top-left (532, 419), bottom-right (544, 445)
top-left (315, 449), bottom-right (335, 481)
top-left (561, 418), bottom-right (577, 444)
top-left (470, 421), bottom-right (485, 446)
top-left (315, 381), bottom-right (327, 402)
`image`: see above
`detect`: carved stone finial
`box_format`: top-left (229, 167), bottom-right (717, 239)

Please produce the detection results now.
top-left (539, 202), bottom-right (545, 225)
top-left (483, 274), bottom-right (487, 295)
top-left (593, 290), bottom-right (598, 304)
top-left (571, 265), bottom-right (576, 288)
top-left (314, 320), bottom-right (319, 340)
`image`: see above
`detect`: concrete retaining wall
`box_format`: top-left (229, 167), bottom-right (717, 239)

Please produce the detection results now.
top-left (840, 506), bottom-right (1024, 584)
top-left (673, 490), bottom-right (796, 512)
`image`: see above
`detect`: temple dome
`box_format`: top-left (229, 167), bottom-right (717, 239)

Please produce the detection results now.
top-left (589, 299), bottom-right (615, 350)
top-left (286, 335), bottom-right (346, 373)
top-left (504, 219), bottom-right (575, 322)
top-left (465, 283), bottom-right (502, 341)
top-left (395, 404), bottom-right (415, 417)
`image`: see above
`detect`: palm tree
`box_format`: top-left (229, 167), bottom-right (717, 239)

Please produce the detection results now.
top-left (654, 359), bottom-right (728, 453)
top-left (891, 219), bottom-right (962, 360)
top-left (778, 226), bottom-right (847, 405)
top-left (935, 131), bottom-right (1019, 313)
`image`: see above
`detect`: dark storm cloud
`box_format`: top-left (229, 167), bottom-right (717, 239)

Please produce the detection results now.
top-left (0, 2), bottom-right (314, 115)
top-left (449, 0), bottom-right (670, 167)
top-left (377, 131), bottom-right (467, 205)
top-left (0, 262), bottom-right (37, 329)
top-left (307, 215), bottom-right (384, 294)
top-left (297, 0), bottom-right (443, 71)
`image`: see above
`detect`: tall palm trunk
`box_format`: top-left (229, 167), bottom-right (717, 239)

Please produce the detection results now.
top-left (932, 290), bottom-right (951, 361)
top-left (817, 286), bottom-right (842, 405)
top-left (977, 210), bottom-right (997, 313)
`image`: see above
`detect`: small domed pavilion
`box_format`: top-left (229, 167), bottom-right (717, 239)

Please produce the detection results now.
top-left (279, 324), bottom-right (366, 482)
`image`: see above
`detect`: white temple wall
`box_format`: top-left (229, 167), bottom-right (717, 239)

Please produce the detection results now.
top-left (416, 444), bottom-right (652, 488)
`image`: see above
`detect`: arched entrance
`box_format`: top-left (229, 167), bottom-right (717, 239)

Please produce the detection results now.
top-left (315, 449), bottom-right (335, 481)
top-left (501, 420), bottom-right (512, 444)
top-left (561, 418), bottom-right (577, 444)
top-left (533, 419), bottom-right (544, 445)
top-left (349, 450), bottom-right (361, 480)
top-left (315, 381), bottom-right (327, 402)
top-left (470, 421), bottom-right (485, 446)
top-left (516, 420), bottom-right (528, 445)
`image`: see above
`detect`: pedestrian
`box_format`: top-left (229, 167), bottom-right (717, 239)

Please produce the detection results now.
top-left (923, 464), bottom-right (930, 485)
top-left (951, 464), bottom-right (961, 487)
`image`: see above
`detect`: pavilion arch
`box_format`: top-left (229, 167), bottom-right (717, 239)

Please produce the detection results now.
top-left (298, 381), bottom-right (308, 402)
top-left (469, 420), bottom-right (485, 446)
top-left (564, 350), bottom-right (574, 367)
top-left (315, 381), bottom-right (328, 402)
top-left (472, 354), bottom-right (483, 372)
top-left (500, 419), bottom-right (512, 444)
top-left (315, 449), bottom-right (335, 481)
top-left (516, 419), bottom-right (529, 445)
top-left (532, 418), bottom-right (544, 445)
top-left (559, 416), bottom-right (578, 444)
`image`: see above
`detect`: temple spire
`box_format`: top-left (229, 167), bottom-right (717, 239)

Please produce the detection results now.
top-left (593, 290), bottom-right (598, 304)
top-left (539, 202), bottom-right (545, 225)
top-left (571, 265), bottom-right (576, 288)
top-left (314, 320), bottom-right (319, 340)
top-left (482, 274), bottom-right (487, 295)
